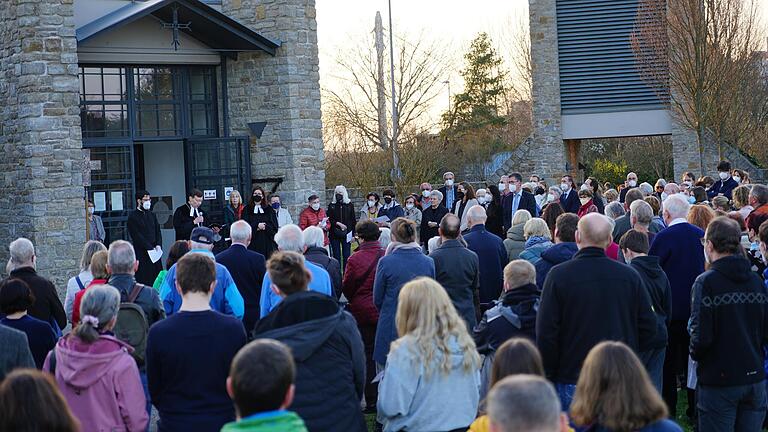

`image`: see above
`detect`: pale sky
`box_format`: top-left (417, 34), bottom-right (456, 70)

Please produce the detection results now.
top-left (316, 0), bottom-right (768, 112)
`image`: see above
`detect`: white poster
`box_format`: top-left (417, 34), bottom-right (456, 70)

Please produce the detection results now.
top-left (224, 187), bottom-right (234, 202)
top-left (204, 189), bottom-right (217, 200)
top-left (110, 191), bottom-right (124, 211)
top-left (93, 192), bottom-right (106, 212)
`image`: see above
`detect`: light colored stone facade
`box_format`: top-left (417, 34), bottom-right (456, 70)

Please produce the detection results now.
top-left (223, 0), bottom-right (325, 220)
top-left (0, 0), bottom-right (85, 292)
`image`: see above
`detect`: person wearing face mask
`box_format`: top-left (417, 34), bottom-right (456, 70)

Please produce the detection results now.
top-left (453, 182), bottom-right (479, 232)
top-left (475, 188), bottom-right (488, 208)
top-left (619, 172), bottom-right (639, 203)
top-left (403, 194), bottom-right (422, 239)
top-left (360, 192), bottom-right (381, 222)
top-left (128, 190), bottom-right (163, 285)
top-left (327, 185), bottom-right (357, 270)
top-left (485, 185), bottom-right (505, 239)
top-left (732, 168), bottom-right (749, 185)
top-left (86, 200), bottom-right (105, 244)
top-left (557, 175), bottom-right (579, 214)
top-left (502, 173), bottom-right (538, 233)
top-left (680, 172), bottom-right (695, 189)
top-left (577, 189), bottom-right (598, 218)
top-left (378, 189), bottom-right (405, 227)
top-left (418, 183), bottom-right (433, 209)
top-left (173, 189), bottom-right (204, 241)
top-left (245, 186), bottom-right (278, 258)
top-left (438, 172), bottom-right (459, 212)
top-left (269, 194), bottom-right (293, 228)
top-left (619, 230), bottom-right (671, 393)
top-left (298, 194), bottom-right (329, 243)
top-left (690, 217), bottom-right (768, 432)
top-left (707, 160), bottom-right (739, 200)
top-left (420, 190), bottom-right (449, 248)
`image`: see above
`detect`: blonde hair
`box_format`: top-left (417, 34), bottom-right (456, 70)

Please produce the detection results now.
top-left (511, 209), bottom-right (532, 227)
top-left (393, 277), bottom-right (480, 377)
top-left (503, 260), bottom-right (536, 289)
top-left (570, 341), bottom-right (667, 431)
top-left (229, 190), bottom-right (243, 207)
top-left (523, 218), bottom-right (551, 240)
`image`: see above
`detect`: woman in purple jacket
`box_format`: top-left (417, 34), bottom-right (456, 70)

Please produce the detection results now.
top-left (45, 284), bottom-right (148, 432)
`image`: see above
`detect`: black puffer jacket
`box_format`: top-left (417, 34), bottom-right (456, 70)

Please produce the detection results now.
top-left (473, 283), bottom-right (539, 354)
top-left (253, 291), bottom-right (366, 432)
top-left (304, 246), bottom-right (342, 299)
top-left (629, 255), bottom-right (671, 351)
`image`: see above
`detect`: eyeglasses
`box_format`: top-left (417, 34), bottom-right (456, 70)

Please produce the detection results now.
top-left (700, 238), bottom-right (708, 246)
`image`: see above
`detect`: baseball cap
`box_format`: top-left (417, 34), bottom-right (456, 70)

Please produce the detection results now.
top-left (191, 226), bottom-right (221, 244)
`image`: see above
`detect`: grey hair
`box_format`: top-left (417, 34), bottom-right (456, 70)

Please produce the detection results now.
top-left (487, 375), bottom-right (562, 432)
top-left (750, 184), bottom-right (768, 206)
top-left (275, 224), bottom-right (305, 253)
top-left (466, 205), bottom-right (487, 223)
top-left (630, 200), bottom-right (653, 226)
top-left (303, 226), bottom-right (326, 249)
top-left (664, 193), bottom-right (691, 219)
top-left (605, 201), bottom-right (626, 220)
top-left (379, 228), bottom-right (392, 250)
top-left (430, 190), bottom-right (443, 202)
top-left (72, 284), bottom-right (121, 343)
top-left (230, 220), bottom-right (252, 243)
top-left (639, 182), bottom-right (654, 196)
top-left (107, 240), bottom-right (136, 274)
top-left (190, 240), bottom-right (213, 251)
top-left (8, 238), bottom-right (35, 271)
top-left (80, 240), bottom-right (107, 271)
top-left (427, 235), bottom-right (441, 254)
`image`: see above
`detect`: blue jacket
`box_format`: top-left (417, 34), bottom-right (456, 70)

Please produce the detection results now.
top-left (707, 176), bottom-right (739, 199)
top-left (648, 222), bottom-right (705, 321)
top-left (215, 244), bottom-right (266, 331)
top-left (259, 261), bottom-right (333, 318)
top-left (373, 247), bottom-right (435, 365)
top-left (535, 242), bottom-right (578, 289)
top-left (464, 225), bottom-right (508, 304)
top-left (160, 250), bottom-right (245, 319)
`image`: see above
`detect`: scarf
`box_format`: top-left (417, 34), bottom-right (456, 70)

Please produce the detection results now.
top-left (525, 236), bottom-right (551, 248)
top-left (385, 241), bottom-right (422, 256)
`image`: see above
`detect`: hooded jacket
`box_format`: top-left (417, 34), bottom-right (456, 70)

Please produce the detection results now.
top-left (689, 255), bottom-right (768, 386)
top-left (629, 255), bottom-right (671, 351)
top-left (519, 237), bottom-right (553, 265)
top-left (44, 335), bottom-right (148, 432)
top-left (503, 223), bottom-right (526, 261)
top-left (253, 291), bottom-right (366, 432)
top-left (535, 242), bottom-right (578, 288)
top-left (473, 283), bottom-right (540, 353)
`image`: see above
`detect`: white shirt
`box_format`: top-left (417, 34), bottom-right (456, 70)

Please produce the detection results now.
top-left (668, 217), bottom-right (688, 227)
top-left (276, 208), bottom-right (293, 227)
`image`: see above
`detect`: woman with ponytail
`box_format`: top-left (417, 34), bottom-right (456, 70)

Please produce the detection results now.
top-left (373, 218), bottom-right (435, 369)
top-left (45, 284), bottom-right (148, 432)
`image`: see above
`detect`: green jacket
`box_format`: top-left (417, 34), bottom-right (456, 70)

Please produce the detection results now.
top-left (220, 411), bottom-right (308, 432)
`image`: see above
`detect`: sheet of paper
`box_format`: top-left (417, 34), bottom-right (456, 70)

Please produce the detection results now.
top-left (373, 215), bottom-right (390, 223)
top-left (148, 248), bottom-right (163, 264)
top-left (93, 192), bottom-right (106, 212)
top-left (204, 189), bottom-right (216, 200)
top-left (110, 191), bottom-right (123, 211)
top-left (346, 231), bottom-right (353, 243)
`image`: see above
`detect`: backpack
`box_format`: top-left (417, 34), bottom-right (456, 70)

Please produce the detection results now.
top-left (113, 284), bottom-right (149, 367)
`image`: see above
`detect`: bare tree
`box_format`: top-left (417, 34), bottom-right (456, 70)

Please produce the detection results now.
top-left (632, 0), bottom-right (766, 173)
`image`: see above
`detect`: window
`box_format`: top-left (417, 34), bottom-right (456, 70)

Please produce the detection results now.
top-left (79, 67), bottom-right (129, 138)
top-left (189, 68), bottom-right (216, 136)
top-left (134, 67), bottom-right (182, 137)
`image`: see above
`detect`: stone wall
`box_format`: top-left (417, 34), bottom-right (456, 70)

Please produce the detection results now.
top-left (528, 0), bottom-right (567, 184)
top-left (223, 0), bottom-right (324, 221)
top-left (0, 0), bottom-right (85, 292)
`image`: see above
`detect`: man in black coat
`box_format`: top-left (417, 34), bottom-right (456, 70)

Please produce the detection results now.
top-left (437, 171), bottom-right (459, 212)
top-left (253, 251), bottom-right (366, 432)
top-left (420, 190), bottom-right (449, 247)
top-left (558, 175), bottom-right (580, 214)
top-left (536, 213), bottom-right (657, 410)
top-left (216, 220), bottom-right (266, 333)
top-left (127, 190), bottom-right (163, 286)
top-left (690, 217), bottom-right (768, 432)
top-left (502, 172), bottom-right (538, 232)
top-left (173, 188), bottom-right (204, 241)
top-left (430, 214), bottom-right (480, 330)
top-left (619, 229), bottom-right (671, 394)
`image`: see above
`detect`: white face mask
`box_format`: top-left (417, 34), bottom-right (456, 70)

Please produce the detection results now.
top-left (477, 196), bottom-right (486, 205)
top-left (405, 203), bottom-right (414, 210)
top-left (733, 176), bottom-right (741, 184)
top-left (367, 200), bottom-right (376, 208)
top-left (509, 184), bottom-right (517, 193)
top-left (445, 179), bottom-right (454, 187)
top-left (579, 197), bottom-right (591, 205)
top-left (142, 201), bottom-right (151, 210)
top-left (661, 192), bottom-right (668, 201)
top-left (422, 190), bottom-right (431, 198)
top-left (580, 184), bottom-right (589, 191)
top-left (560, 183), bottom-right (569, 191)
top-left (88, 207), bottom-right (94, 215)
top-left (498, 183), bottom-right (506, 192)
top-left (547, 193), bottom-right (555, 202)
top-left (628, 180), bottom-right (637, 187)
top-left (311, 203), bottom-right (320, 211)
top-left (719, 172), bottom-right (729, 180)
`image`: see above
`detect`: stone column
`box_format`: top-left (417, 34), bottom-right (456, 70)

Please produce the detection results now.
top-left (222, 0), bottom-right (324, 220)
top-left (671, 116), bottom-right (704, 180)
top-left (529, 0), bottom-right (567, 184)
top-left (0, 0), bottom-right (85, 291)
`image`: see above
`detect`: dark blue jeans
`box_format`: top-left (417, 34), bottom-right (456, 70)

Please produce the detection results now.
top-left (555, 382), bottom-right (577, 411)
top-left (698, 382), bottom-right (767, 432)
top-left (641, 348), bottom-right (666, 395)
top-left (330, 239), bottom-right (351, 273)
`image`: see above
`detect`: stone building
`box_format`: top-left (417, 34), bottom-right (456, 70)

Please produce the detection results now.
top-left (0, 0), bottom-right (324, 288)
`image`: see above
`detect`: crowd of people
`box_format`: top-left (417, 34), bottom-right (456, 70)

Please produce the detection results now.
top-left (2, 160), bottom-right (768, 432)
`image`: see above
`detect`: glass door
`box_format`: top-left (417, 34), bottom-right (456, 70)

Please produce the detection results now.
top-left (87, 144), bottom-right (136, 244)
top-left (185, 137), bottom-right (251, 225)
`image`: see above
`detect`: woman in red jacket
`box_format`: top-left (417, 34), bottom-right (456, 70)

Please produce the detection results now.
top-left (341, 220), bottom-right (384, 412)
top-left (299, 194), bottom-right (329, 246)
